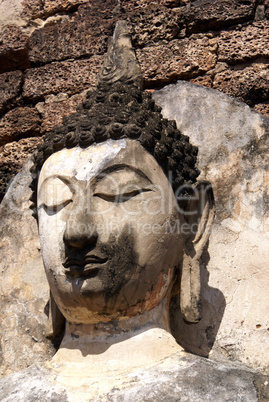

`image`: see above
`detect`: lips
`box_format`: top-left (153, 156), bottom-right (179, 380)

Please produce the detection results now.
top-left (63, 255), bottom-right (108, 278)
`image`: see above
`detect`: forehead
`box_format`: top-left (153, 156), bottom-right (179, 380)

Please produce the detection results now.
top-left (38, 139), bottom-right (169, 187)
top-left (39, 139), bottom-right (127, 181)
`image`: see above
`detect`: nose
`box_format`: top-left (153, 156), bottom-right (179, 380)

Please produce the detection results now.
top-left (63, 211), bottom-right (98, 249)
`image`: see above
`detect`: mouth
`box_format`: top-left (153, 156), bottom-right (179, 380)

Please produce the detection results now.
top-left (63, 255), bottom-right (108, 279)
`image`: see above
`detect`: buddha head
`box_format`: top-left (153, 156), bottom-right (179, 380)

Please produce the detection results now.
top-left (30, 21), bottom-right (214, 335)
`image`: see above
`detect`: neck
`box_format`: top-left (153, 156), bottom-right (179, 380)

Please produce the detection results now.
top-left (47, 299), bottom-right (184, 384)
top-left (64, 297), bottom-right (171, 342)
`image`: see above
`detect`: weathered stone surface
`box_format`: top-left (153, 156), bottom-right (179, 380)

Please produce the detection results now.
top-left (126, 4), bottom-right (180, 47)
top-left (254, 372), bottom-right (269, 401)
top-left (0, 83), bottom-right (268, 376)
top-left (23, 56), bottom-right (103, 102)
top-left (0, 25), bottom-right (30, 74)
top-left (0, 0), bottom-right (26, 34)
top-left (27, 2), bottom-right (222, 65)
top-left (137, 36), bottom-right (217, 86)
top-left (0, 70), bottom-right (23, 116)
top-left (179, 0), bottom-right (256, 33)
top-left (266, 0), bottom-right (269, 19)
top-left (0, 158), bottom-right (54, 377)
top-left (43, 0), bottom-right (88, 14)
top-left (153, 81), bottom-right (269, 220)
top-left (2, 0), bottom-right (115, 27)
top-left (0, 352), bottom-right (268, 401)
top-left (153, 82), bottom-right (269, 371)
top-left (22, 0), bottom-right (88, 19)
top-left (0, 1), bottom-right (269, 384)
top-left (190, 75), bottom-right (213, 88)
top-left (21, 0), bottom-right (43, 19)
top-left (254, 102), bottom-right (269, 118)
top-left (28, 2), bottom-right (118, 64)
top-left (0, 107), bottom-right (41, 146)
top-left (38, 91), bottom-right (86, 133)
top-left (255, 4), bottom-right (266, 21)
top-left (98, 20), bottom-right (143, 89)
top-left (213, 64), bottom-right (269, 106)
top-left (0, 137), bottom-right (42, 202)
top-left (218, 21), bottom-right (269, 64)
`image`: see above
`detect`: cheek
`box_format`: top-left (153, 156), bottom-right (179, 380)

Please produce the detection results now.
top-left (38, 210), bottom-right (66, 270)
top-left (92, 194), bottom-right (175, 240)
top-left (91, 200), bottom-right (140, 243)
top-left (93, 199), bottom-right (183, 267)
top-left (132, 214), bottom-right (184, 271)
top-left (137, 231), bottom-right (182, 271)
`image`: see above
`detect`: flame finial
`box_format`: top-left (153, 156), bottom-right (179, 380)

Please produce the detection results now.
top-left (98, 20), bottom-right (143, 89)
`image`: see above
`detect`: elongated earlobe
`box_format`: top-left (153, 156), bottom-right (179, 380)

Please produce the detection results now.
top-left (180, 181), bottom-right (215, 323)
top-left (180, 254), bottom-right (202, 323)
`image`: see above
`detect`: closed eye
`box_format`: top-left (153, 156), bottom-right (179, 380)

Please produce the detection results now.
top-left (38, 175), bottom-right (74, 215)
top-left (94, 188), bottom-right (152, 203)
top-left (40, 199), bottom-right (73, 215)
top-left (92, 165), bottom-right (153, 203)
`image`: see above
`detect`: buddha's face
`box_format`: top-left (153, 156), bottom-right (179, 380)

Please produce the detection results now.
top-left (37, 139), bottom-right (184, 324)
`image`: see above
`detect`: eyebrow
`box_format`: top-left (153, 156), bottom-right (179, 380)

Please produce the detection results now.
top-left (38, 165), bottom-right (152, 195)
top-left (38, 175), bottom-right (72, 196)
top-left (94, 164), bottom-right (152, 184)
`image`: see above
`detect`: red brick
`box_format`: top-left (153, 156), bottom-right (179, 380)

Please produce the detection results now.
top-left (23, 56), bottom-right (103, 102)
top-left (0, 71), bottom-right (23, 116)
top-left (28, 2), bottom-right (118, 64)
top-left (218, 21), bottom-right (269, 65)
top-left (178, 0), bottom-right (256, 33)
top-left (0, 107), bottom-right (41, 146)
top-left (213, 64), bottom-right (269, 106)
top-left (137, 36), bottom-right (217, 86)
top-left (0, 26), bottom-right (30, 73)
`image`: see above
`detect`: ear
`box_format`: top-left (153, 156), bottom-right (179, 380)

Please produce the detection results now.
top-left (180, 181), bottom-right (215, 324)
top-left (45, 291), bottom-right (66, 340)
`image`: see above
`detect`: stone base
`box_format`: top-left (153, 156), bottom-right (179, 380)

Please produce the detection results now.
top-left (0, 352), bottom-right (268, 401)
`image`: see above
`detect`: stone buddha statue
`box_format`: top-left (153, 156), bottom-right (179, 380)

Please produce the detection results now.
top-left (0, 21), bottom-right (263, 401)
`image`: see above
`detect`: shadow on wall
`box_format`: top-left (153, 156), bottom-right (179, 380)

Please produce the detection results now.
top-left (170, 244), bottom-right (226, 357)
